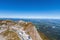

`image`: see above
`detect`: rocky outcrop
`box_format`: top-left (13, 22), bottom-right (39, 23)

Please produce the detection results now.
top-left (0, 20), bottom-right (42, 40)
top-left (22, 22), bottom-right (42, 40)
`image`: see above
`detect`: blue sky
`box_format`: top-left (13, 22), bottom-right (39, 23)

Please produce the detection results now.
top-left (0, 0), bottom-right (60, 19)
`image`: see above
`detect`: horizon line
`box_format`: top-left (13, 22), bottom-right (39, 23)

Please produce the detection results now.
top-left (0, 17), bottom-right (60, 19)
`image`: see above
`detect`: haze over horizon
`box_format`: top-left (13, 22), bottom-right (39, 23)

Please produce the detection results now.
top-left (0, 0), bottom-right (60, 19)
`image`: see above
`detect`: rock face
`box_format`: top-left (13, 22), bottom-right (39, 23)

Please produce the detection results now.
top-left (0, 20), bottom-right (42, 40)
top-left (24, 23), bottom-right (42, 40)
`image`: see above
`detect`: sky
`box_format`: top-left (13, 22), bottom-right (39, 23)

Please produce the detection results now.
top-left (0, 0), bottom-right (60, 19)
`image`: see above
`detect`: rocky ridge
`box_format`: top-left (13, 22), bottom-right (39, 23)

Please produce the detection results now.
top-left (0, 20), bottom-right (42, 40)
